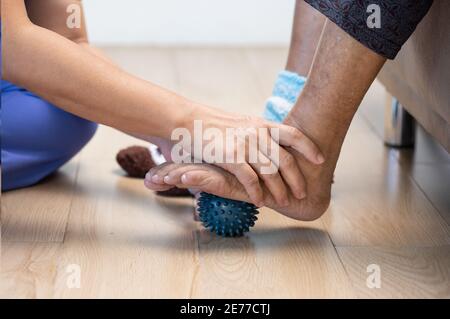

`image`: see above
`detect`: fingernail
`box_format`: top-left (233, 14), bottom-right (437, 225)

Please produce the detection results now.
top-left (163, 175), bottom-right (171, 183)
top-left (181, 174), bottom-right (188, 184)
top-left (317, 154), bottom-right (325, 164)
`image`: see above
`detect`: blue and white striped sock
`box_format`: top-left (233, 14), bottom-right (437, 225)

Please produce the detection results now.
top-left (263, 70), bottom-right (306, 123)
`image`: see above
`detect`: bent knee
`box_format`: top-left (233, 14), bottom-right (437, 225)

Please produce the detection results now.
top-left (3, 89), bottom-right (98, 157)
top-left (63, 118), bottom-right (98, 156)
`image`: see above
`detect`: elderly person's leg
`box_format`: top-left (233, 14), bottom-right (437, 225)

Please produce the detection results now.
top-left (266, 0), bottom-right (433, 128)
top-left (264, 1), bottom-right (325, 122)
top-left (281, 19), bottom-right (387, 218)
top-left (286, 0), bottom-right (326, 76)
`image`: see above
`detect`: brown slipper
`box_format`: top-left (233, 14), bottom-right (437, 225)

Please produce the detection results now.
top-left (116, 145), bottom-right (155, 178)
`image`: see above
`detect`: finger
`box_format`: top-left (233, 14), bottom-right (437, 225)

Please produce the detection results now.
top-left (257, 132), bottom-right (306, 200)
top-left (249, 151), bottom-right (289, 207)
top-left (219, 163), bottom-right (264, 207)
top-left (181, 170), bottom-right (250, 203)
top-left (275, 124), bottom-right (325, 165)
top-left (151, 163), bottom-right (224, 193)
top-left (277, 147), bottom-right (306, 200)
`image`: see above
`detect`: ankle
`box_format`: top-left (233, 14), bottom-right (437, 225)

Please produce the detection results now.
top-left (285, 95), bottom-right (351, 158)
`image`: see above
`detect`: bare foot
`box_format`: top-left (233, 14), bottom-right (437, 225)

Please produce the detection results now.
top-left (144, 150), bottom-right (332, 221)
top-left (144, 98), bottom-right (345, 221)
top-left (144, 161), bottom-right (329, 221)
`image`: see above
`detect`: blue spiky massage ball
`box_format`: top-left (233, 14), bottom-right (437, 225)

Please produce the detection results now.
top-left (197, 192), bottom-right (259, 237)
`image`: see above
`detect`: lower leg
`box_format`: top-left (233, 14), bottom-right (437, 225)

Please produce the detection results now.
top-left (285, 0), bottom-right (326, 76)
top-left (263, 1), bottom-right (325, 123)
top-left (287, 19), bottom-right (386, 160)
top-left (278, 18), bottom-right (386, 218)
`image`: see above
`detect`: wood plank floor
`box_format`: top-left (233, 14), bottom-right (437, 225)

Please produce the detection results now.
top-left (1, 47), bottom-right (449, 298)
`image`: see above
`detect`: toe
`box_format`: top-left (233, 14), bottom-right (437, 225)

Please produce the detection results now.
top-left (147, 162), bottom-right (175, 184)
top-left (164, 165), bottom-right (198, 185)
top-left (144, 177), bottom-right (173, 191)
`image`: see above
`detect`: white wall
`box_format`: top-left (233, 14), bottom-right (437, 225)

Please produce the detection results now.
top-left (84, 0), bottom-right (295, 46)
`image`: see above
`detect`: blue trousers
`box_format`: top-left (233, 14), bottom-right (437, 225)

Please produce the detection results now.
top-left (1, 81), bottom-right (97, 191)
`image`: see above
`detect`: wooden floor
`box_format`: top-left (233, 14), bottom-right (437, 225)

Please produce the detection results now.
top-left (1, 47), bottom-right (449, 298)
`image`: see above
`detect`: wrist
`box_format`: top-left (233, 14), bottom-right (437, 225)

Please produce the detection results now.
top-left (176, 102), bottom-right (225, 135)
top-left (163, 98), bottom-right (198, 139)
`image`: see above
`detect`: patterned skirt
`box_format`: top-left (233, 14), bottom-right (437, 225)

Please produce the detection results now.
top-left (304, 0), bottom-right (434, 59)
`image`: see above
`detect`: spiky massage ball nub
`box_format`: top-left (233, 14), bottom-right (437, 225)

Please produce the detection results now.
top-left (197, 192), bottom-right (259, 237)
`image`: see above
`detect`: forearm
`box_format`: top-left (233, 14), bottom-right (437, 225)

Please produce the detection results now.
top-left (3, 23), bottom-right (195, 140)
top-left (77, 42), bottom-right (117, 66)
